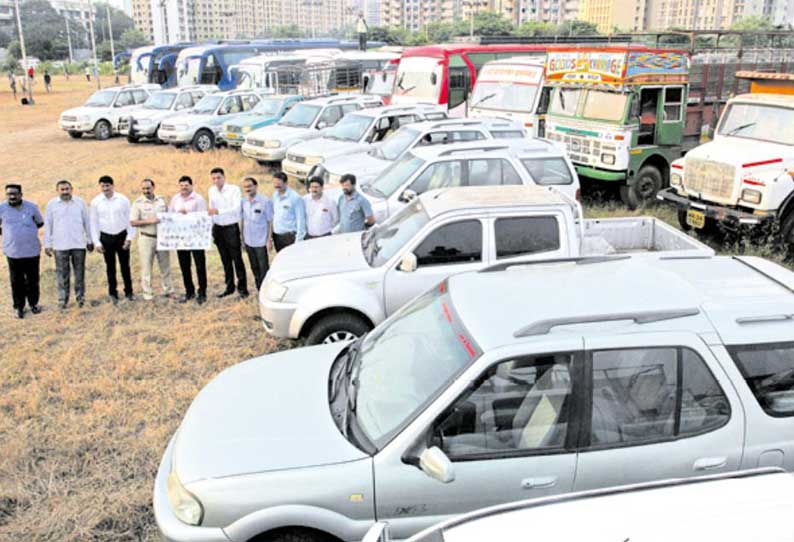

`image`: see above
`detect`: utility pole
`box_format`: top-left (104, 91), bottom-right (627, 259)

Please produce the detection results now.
top-left (86, 0), bottom-right (101, 89)
top-left (107, 5), bottom-right (118, 84)
top-left (13, 0), bottom-right (32, 103)
top-left (65, 14), bottom-right (74, 64)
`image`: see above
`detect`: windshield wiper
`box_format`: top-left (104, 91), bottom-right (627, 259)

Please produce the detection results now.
top-left (559, 91), bottom-right (566, 111)
top-left (363, 183), bottom-right (385, 198)
top-left (400, 85), bottom-right (417, 95)
top-left (472, 92), bottom-right (496, 109)
top-left (725, 122), bottom-right (756, 136)
top-left (330, 339), bottom-right (361, 404)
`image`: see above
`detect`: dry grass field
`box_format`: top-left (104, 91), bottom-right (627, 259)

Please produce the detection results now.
top-left (0, 76), bottom-right (781, 542)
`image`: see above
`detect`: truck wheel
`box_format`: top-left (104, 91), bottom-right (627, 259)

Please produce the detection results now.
top-left (620, 165), bottom-right (663, 210)
top-left (778, 211), bottom-right (794, 256)
top-left (192, 129), bottom-right (214, 152)
top-left (93, 120), bottom-right (112, 141)
top-left (68, 131), bottom-right (83, 139)
top-left (305, 314), bottom-right (371, 346)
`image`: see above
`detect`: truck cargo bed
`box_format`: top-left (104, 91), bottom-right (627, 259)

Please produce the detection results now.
top-left (581, 217), bottom-right (713, 256)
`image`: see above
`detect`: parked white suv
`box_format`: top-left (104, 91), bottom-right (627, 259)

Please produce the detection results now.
top-left (240, 94), bottom-right (383, 163)
top-left (282, 104), bottom-right (447, 182)
top-left (59, 83), bottom-right (160, 140)
top-left (119, 85), bottom-right (216, 143)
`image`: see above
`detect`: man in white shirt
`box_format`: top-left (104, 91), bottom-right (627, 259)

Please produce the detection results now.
top-left (90, 175), bottom-right (134, 302)
top-left (208, 167), bottom-right (248, 299)
top-left (304, 176), bottom-right (338, 239)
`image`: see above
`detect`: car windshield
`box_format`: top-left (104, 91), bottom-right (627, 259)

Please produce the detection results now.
top-left (393, 56), bottom-right (442, 101)
top-left (582, 90), bottom-right (628, 122)
top-left (192, 95), bottom-right (221, 114)
top-left (549, 88), bottom-right (581, 117)
top-left (363, 199), bottom-right (430, 267)
top-left (354, 282), bottom-right (481, 447)
top-left (280, 103), bottom-right (321, 127)
top-left (84, 90), bottom-right (117, 107)
top-left (718, 103), bottom-right (794, 146)
top-left (253, 97), bottom-right (284, 116)
top-left (326, 113), bottom-right (373, 142)
top-left (375, 127), bottom-right (419, 160)
top-left (144, 92), bottom-right (176, 110)
top-left (366, 153), bottom-right (425, 198)
top-left (471, 80), bottom-right (540, 113)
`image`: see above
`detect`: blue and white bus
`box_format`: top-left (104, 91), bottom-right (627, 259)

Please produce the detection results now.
top-left (118, 43), bottom-right (195, 88)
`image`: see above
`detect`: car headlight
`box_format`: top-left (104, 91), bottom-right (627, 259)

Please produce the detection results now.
top-left (265, 280), bottom-right (288, 302)
top-left (242, 125), bottom-right (252, 133)
top-left (741, 188), bottom-right (762, 205)
top-left (671, 172), bottom-right (683, 186)
top-left (601, 153), bottom-right (616, 165)
top-left (266, 139), bottom-right (281, 148)
top-left (166, 471), bottom-right (203, 525)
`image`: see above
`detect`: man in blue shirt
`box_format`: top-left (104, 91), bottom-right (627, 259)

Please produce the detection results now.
top-left (241, 177), bottom-right (273, 290)
top-left (337, 174), bottom-right (375, 234)
top-left (0, 184), bottom-right (44, 318)
top-left (271, 171), bottom-right (306, 252)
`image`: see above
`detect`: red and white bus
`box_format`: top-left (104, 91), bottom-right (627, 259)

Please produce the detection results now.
top-left (391, 44), bottom-right (548, 116)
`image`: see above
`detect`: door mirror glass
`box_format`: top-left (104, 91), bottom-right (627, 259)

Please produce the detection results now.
top-left (363, 522), bottom-right (391, 542)
top-left (399, 188), bottom-right (417, 203)
top-left (399, 252), bottom-right (417, 273)
top-left (317, 121), bottom-right (328, 130)
top-left (430, 73), bottom-right (437, 86)
top-left (419, 446), bottom-right (455, 483)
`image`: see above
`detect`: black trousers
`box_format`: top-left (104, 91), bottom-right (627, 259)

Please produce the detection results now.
top-left (176, 250), bottom-right (207, 298)
top-left (273, 232), bottom-right (296, 252)
top-left (213, 224), bottom-right (248, 294)
top-left (7, 256), bottom-right (40, 310)
top-left (358, 33), bottom-right (367, 51)
top-left (245, 244), bottom-right (269, 290)
top-left (100, 231), bottom-right (133, 297)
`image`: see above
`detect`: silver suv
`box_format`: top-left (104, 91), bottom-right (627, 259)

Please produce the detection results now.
top-left (119, 85), bottom-right (216, 143)
top-left (154, 254), bottom-right (794, 542)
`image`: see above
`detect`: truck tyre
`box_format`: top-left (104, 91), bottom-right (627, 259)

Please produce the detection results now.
top-left (192, 129), bottom-right (214, 152)
top-left (68, 130), bottom-right (83, 139)
top-left (93, 120), bottom-right (112, 141)
top-left (778, 210), bottom-right (794, 256)
top-left (305, 313), bottom-right (372, 346)
top-left (620, 165), bottom-right (663, 210)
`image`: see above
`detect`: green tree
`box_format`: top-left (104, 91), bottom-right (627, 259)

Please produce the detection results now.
top-left (13, 0), bottom-right (71, 60)
top-left (93, 3), bottom-right (135, 45)
top-left (426, 21), bottom-right (455, 42)
top-left (368, 25), bottom-right (410, 45)
top-left (118, 27), bottom-right (149, 50)
top-left (454, 11), bottom-right (514, 37)
top-left (557, 19), bottom-right (599, 36)
top-left (516, 20), bottom-right (559, 37)
top-left (269, 24), bottom-right (306, 38)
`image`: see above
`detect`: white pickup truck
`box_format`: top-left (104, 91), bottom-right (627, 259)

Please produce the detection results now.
top-left (259, 185), bottom-right (711, 345)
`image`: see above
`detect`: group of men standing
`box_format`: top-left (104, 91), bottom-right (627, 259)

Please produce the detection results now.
top-left (0, 169), bottom-right (375, 319)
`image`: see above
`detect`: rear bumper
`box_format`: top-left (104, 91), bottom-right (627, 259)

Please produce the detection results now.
top-left (657, 188), bottom-right (772, 225)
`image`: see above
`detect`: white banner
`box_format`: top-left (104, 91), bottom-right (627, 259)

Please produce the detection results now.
top-left (156, 212), bottom-right (212, 251)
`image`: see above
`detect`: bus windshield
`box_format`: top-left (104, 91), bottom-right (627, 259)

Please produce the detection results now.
top-left (471, 64), bottom-right (543, 113)
top-left (179, 57), bottom-right (202, 86)
top-left (549, 88), bottom-right (581, 117)
top-left (393, 56), bottom-right (442, 103)
top-left (130, 53), bottom-right (152, 84)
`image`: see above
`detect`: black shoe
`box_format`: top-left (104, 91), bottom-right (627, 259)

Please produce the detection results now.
top-left (110, 294), bottom-right (119, 305)
top-left (196, 295), bottom-right (207, 305)
top-left (216, 290), bottom-right (235, 298)
top-left (239, 291), bottom-right (250, 299)
top-left (125, 294), bottom-right (135, 302)
top-left (30, 305), bottom-right (42, 314)
top-left (14, 308), bottom-right (24, 319)
top-left (77, 300), bottom-right (84, 308)
top-left (179, 294), bottom-right (195, 304)
top-left (59, 302), bottom-right (68, 310)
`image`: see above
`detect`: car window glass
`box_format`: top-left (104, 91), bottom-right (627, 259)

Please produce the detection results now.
top-left (728, 342), bottom-right (794, 417)
top-left (414, 220), bottom-right (482, 267)
top-left (115, 91), bottom-right (133, 107)
top-left (521, 158), bottom-right (574, 186)
top-left (680, 349), bottom-right (732, 434)
top-left (133, 90), bottom-right (149, 104)
top-left (175, 93), bottom-right (193, 110)
top-left (241, 94), bottom-right (260, 111)
top-left (468, 159), bottom-right (522, 186)
top-left (418, 131), bottom-right (452, 145)
top-left (191, 91), bottom-right (205, 103)
top-left (495, 217), bottom-right (560, 259)
top-left (409, 161), bottom-right (464, 194)
top-left (342, 104), bottom-right (359, 115)
top-left (320, 105), bottom-right (342, 126)
top-left (436, 354), bottom-right (574, 458)
top-left (491, 130), bottom-right (525, 139)
top-left (453, 130), bottom-right (486, 142)
top-left (219, 96), bottom-right (239, 115)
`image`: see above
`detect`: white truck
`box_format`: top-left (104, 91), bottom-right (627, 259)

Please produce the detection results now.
top-left (259, 185), bottom-right (711, 345)
top-left (468, 56), bottom-right (549, 137)
top-left (658, 71), bottom-right (794, 241)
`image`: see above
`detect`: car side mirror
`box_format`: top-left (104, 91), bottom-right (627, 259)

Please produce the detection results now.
top-left (399, 252), bottom-right (417, 273)
top-left (363, 522), bottom-right (391, 542)
top-left (317, 121), bottom-right (328, 130)
top-left (418, 447), bottom-right (455, 484)
top-left (399, 188), bottom-right (417, 203)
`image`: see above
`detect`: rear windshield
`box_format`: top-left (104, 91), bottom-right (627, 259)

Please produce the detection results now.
top-left (521, 157), bottom-right (574, 185)
top-left (728, 342), bottom-right (794, 417)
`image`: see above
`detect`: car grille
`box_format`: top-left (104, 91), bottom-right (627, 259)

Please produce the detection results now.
top-left (684, 158), bottom-right (735, 200)
top-left (287, 153), bottom-right (305, 164)
top-left (161, 124), bottom-right (176, 131)
top-left (551, 133), bottom-right (597, 165)
top-left (62, 115), bottom-right (77, 122)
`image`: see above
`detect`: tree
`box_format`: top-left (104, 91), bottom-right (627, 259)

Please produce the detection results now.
top-left (557, 19), bottom-right (599, 36)
top-left (453, 11), bottom-right (514, 37)
top-left (269, 24), bottom-right (306, 38)
top-left (93, 3), bottom-right (135, 45)
top-left (118, 28), bottom-right (149, 50)
top-left (516, 21), bottom-right (559, 37)
top-left (12, 0), bottom-right (71, 60)
top-left (368, 25), bottom-right (410, 45)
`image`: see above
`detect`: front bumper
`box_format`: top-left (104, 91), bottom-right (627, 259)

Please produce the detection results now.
top-left (259, 295), bottom-right (299, 339)
top-left (657, 188), bottom-right (772, 225)
top-left (241, 144), bottom-right (286, 161)
top-left (159, 129), bottom-right (195, 145)
top-left (121, 122), bottom-right (158, 138)
top-left (60, 120), bottom-right (93, 132)
top-left (222, 132), bottom-right (247, 147)
top-left (282, 159), bottom-right (314, 181)
top-left (153, 437), bottom-right (230, 542)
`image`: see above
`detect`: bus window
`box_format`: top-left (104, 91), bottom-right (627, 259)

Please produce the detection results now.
top-left (448, 68), bottom-right (470, 109)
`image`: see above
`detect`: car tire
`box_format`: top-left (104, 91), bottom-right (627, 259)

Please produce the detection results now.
top-left (127, 135), bottom-right (139, 143)
top-left (257, 530), bottom-right (324, 542)
top-left (67, 130), bottom-right (83, 139)
top-left (620, 165), bottom-right (663, 210)
top-left (305, 313), bottom-right (371, 346)
top-left (93, 119), bottom-right (112, 141)
top-left (154, 126), bottom-right (165, 144)
top-left (192, 129), bottom-right (214, 152)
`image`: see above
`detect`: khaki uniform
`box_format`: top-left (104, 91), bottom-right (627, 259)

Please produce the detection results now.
top-left (130, 195), bottom-right (173, 299)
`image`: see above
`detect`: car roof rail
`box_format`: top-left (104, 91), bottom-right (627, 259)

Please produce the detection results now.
top-left (480, 255), bottom-right (631, 273)
top-left (429, 120), bottom-right (486, 129)
top-left (735, 314), bottom-right (794, 325)
top-left (439, 144), bottom-right (509, 156)
top-left (513, 308), bottom-right (701, 338)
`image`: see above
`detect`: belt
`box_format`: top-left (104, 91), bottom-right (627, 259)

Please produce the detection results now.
top-left (139, 231), bottom-right (157, 238)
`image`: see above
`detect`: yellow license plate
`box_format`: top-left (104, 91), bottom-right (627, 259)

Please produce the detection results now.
top-left (686, 209), bottom-right (706, 229)
top-left (226, 133), bottom-right (238, 139)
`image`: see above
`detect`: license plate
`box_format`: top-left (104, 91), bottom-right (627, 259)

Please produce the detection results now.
top-left (226, 133), bottom-right (238, 139)
top-left (686, 209), bottom-right (706, 229)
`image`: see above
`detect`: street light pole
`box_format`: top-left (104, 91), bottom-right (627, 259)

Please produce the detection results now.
top-left (13, 0), bottom-right (32, 102)
top-left (65, 14), bottom-right (74, 64)
top-left (106, 5), bottom-right (118, 83)
top-left (86, 0), bottom-right (101, 89)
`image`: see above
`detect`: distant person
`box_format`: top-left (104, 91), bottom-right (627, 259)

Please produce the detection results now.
top-left (85, 67), bottom-right (91, 83)
top-left (90, 175), bottom-right (134, 303)
top-left (130, 178), bottom-right (173, 301)
top-left (0, 184), bottom-right (44, 319)
top-left (303, 176), bottom-right (338, 239)
top-left (356, 12), bottom-right (369, 51)
top-left (337, 174), bottom-right (374, 233)
top-left (64, 65), bottom-right (70, 81)
top-left (27, 66), bottom-right (34, 83)
top-left (208, 167), bottom-right (248, 299)
top-left (44, 180), bottom-right (94, 309)
top-left (169, 175), bottom-right (208, 305)
top-left (9, 75), bottom-right (16, 99)
top-left (271, 171), bottom-right (305, 251)
top-left (240, 177), bottom-right (273, 290)
top-left (43, 70), bottom-right (52, 92)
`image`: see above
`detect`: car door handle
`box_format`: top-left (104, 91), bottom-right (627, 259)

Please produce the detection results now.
top-left (693, 456), bottom-right (727, 471)
top-left (521, 476), bottom-right (558, 489)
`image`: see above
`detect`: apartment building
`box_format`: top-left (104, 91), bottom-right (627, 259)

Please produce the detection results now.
top-left (577, 0), bottom-right (644, 31)
top-left (133, 0), bottom-right (154, 41)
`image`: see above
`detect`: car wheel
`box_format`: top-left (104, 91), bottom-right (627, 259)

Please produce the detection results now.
top-left (68, 130), bottom-right (83, 139)
top-left (127, 135), bottom-right (139, 144)
top-left (620, 165), bottom-right (663, 210)
top-left (305, 313), bottom-right (371, 346)
top-left (93, 119), bottom-right (112, 141)
top-left (257, 529), bottom-right (327, 542)
top-left (192, 129), bottom-right (214, 152)
top-left (154, 126), bottom-right (165, 144)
